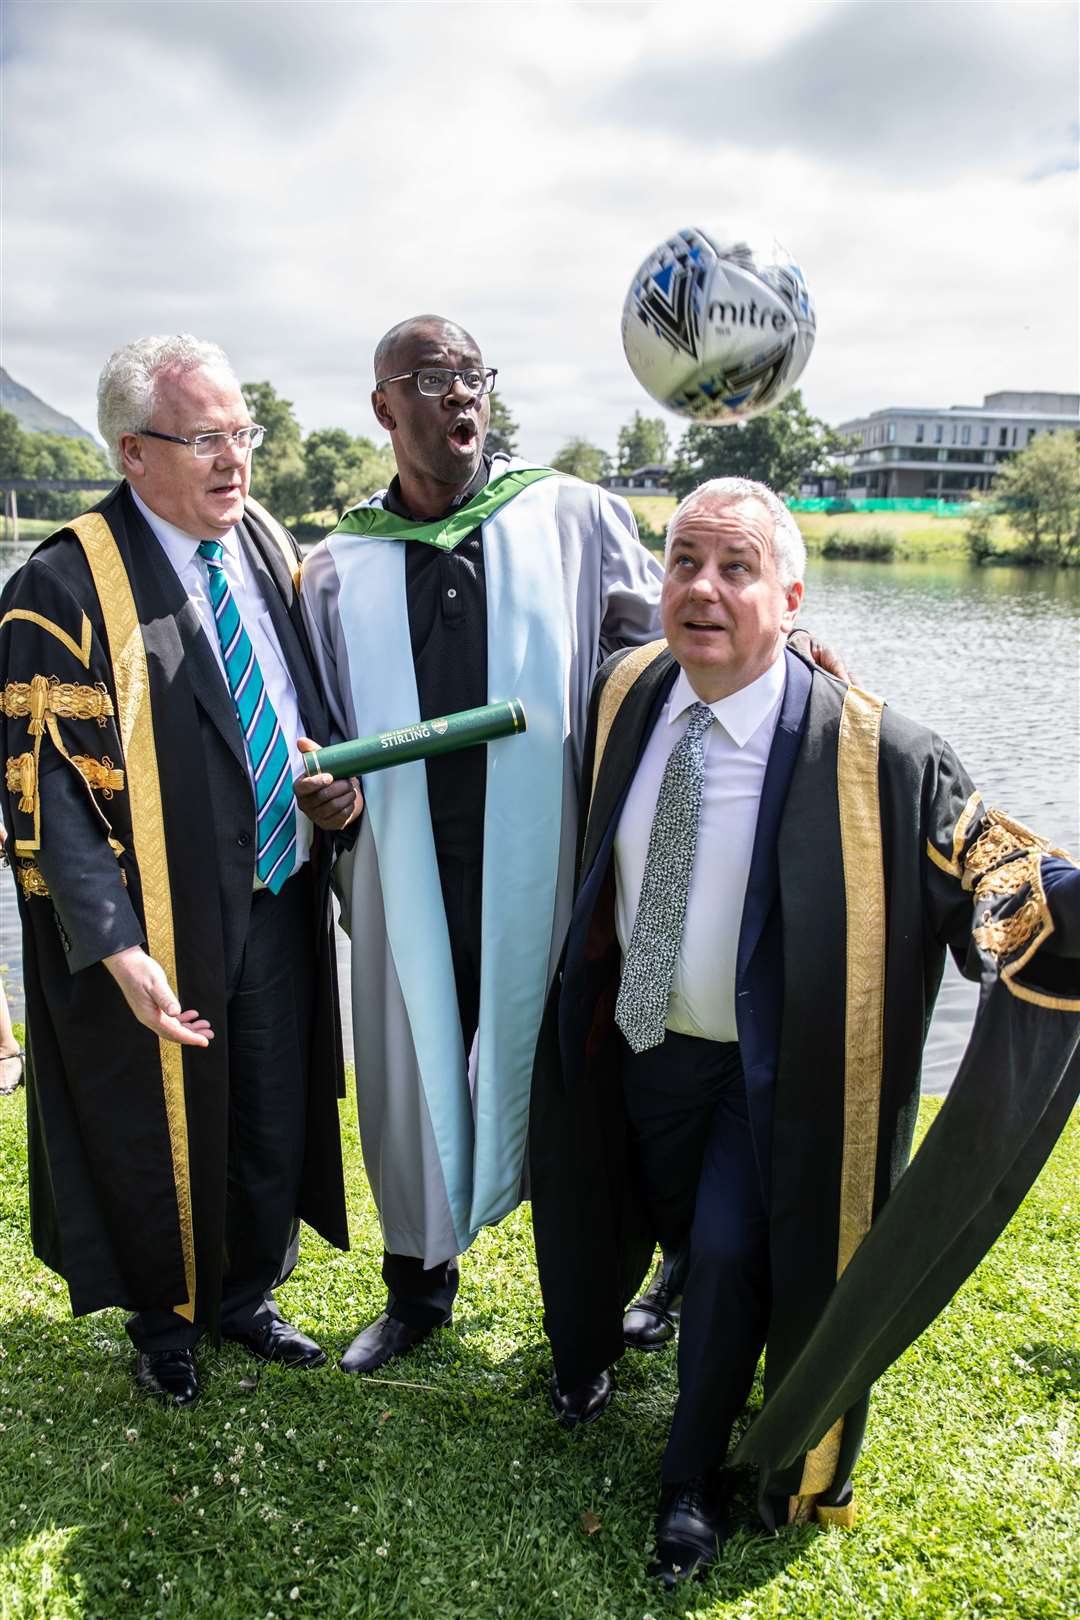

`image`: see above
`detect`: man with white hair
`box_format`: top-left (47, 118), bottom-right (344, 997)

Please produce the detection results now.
top-left (0, 335), bottom-right (355, 1405)
top-left (529, 478), bottom-right (1080, 1585)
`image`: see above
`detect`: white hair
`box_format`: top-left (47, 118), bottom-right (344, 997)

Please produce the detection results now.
top-left (665, 476), bottom-right (806, 588)
top-left (97, 334), bottom-right (239, 472)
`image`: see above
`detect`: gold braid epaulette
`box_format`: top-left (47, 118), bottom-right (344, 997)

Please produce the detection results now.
top-left (1, 677), bottom-right (114, 729)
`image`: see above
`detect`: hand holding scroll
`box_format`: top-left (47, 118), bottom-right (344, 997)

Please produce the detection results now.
top-left (294, 738), bottom-right (364, 831)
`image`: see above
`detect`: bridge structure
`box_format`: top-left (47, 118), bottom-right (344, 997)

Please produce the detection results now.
top-left (0, 477), bottom-right (115, 542)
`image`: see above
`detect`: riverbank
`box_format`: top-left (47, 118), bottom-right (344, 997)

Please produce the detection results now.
top-left (0, 1079), bottom-right (1076, 1620)
top-left (623, 497), bottom-right (1028, 562)
top-left (3, 504), bottom-right (1025, 565)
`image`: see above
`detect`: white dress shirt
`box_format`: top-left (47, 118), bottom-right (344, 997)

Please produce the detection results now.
top-left (131, 489), bottom-right (312, 880)
top-left (614, 652), bottom-right (787, 1043)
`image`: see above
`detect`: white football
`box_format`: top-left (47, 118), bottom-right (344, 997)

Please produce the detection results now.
top-left (621, 228), bottom-right (816, 422)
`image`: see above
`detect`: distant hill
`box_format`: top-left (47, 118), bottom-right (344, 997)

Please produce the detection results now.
top-left (0, 367), bottom-right (95, 441)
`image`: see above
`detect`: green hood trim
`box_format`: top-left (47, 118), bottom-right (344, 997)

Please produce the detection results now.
top-left (332, 466), bottom-right (559, 552)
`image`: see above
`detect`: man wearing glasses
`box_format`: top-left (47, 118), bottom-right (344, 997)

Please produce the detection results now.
top-left (299, 314), bottom-right (664, 1407)
top-left (0, 334), bottom-right (353, 1406)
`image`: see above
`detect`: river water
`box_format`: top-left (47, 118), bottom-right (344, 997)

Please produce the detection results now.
top-left (1, 543), bottom-right (1077, 1092)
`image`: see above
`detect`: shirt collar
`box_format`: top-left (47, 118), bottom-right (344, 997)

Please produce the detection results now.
top-left (130, 485), bottom-right (240, 559)
top-left (668, 648), bottom-right (787, 748)
top-left (383, 454), bottom-right (492, 522)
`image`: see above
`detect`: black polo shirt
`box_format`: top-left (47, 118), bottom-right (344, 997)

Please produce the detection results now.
top-left (383, 457), bottom-right (491, 865)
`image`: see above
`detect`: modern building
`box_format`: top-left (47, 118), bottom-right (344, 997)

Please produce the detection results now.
top-left (836, 390), bottom-right (1078, 501)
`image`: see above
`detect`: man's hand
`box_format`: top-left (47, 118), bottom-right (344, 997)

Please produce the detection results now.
top-left (294, 738), bottom-right (364, 832)
top-left (788, 628), bottom-right (852, 685)
top-left (103, 946), bottom-right (214, 1047)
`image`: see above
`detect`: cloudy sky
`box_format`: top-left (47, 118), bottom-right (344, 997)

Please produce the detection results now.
top-left (3, 0), bottom-right (1077, 458)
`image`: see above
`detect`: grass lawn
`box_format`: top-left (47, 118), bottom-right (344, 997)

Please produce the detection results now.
top-left (792, 510), bottom-right (1022, 562)
top-left (0, 1076), bottom-right (1076, 1620)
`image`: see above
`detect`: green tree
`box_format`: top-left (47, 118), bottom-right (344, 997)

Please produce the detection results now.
top-left (0, 410), bottom-right (25, 473)
top-left (616, 411), bottom-right (670, 473)
top-left (484, 396), bottom-right (519, 457)
top-left (993, 430), bottom-right (1080, 564)
top-left (550, 436), bottom-right (611, 484)
top-left (0, 410), bottom-right (112, 519)
top-left (242, 381), bottom-right (309, 522)
top-left (304, 427), bottom-right (396, 516)
top-left (963, 496), bottom-right (998, 565)
top-left (669, 389), bottom-right (848, 499)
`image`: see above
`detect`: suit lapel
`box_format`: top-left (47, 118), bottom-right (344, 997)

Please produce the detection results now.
top-left (117, 488), bottom-right (249, 773)
top-left (736, 647), bottom-right (813, 983)
top-left (240, 510), bottom-right (329, 742)
top-left (581, 651), bottom-right (678, 881)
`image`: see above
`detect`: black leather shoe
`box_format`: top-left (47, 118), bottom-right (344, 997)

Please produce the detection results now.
top-left (548, 1367), bottom-right (613, 1429)
top-left (339, 1311), bottom-right (451, 1374)
top-left (135, 1349), bottom-right (200, 1407)
top-left (650, 1473), bottom-right (730, 1587)
top-left (224, 1317), bottom-right (327, 1369)
top-left (623, 1263), bottom-right (681, 1350)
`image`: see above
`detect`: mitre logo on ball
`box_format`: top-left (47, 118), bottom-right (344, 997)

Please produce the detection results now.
top-left (621, 227), bottom-right (816, 422)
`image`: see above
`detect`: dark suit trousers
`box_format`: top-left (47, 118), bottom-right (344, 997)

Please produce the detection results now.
top-left (621, 1031), bottom-right (771, 1482)
top-left (381, 850), bottom-right (479, 1327)
top-left (127, 865), bottom-right (316, 1351)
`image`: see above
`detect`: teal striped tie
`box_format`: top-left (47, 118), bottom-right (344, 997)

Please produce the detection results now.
top-left (198, 541), bottom-right (297, 893)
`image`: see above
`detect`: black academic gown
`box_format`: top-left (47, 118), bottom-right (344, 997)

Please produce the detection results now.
top-left (0, 484), bottom-right (348, 1332)
top-left (530, 642), bottom-right (1080, 1520)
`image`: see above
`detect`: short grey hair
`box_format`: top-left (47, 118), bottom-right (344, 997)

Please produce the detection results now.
top-left (665, 477), bottom-right (806, 588)
top-left (97, 334), bottom-right (239, 472)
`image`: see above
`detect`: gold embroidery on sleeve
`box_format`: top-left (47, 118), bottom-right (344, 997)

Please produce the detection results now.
top-left (0, 608), bottom-right (93, 668)
top-left (15, 859), bottom-right (49, 899)
top-left (5, 753), bottom-right (37, 813)
top-left (963, 810), bottom-right (1080, 1012)
top-left (13, 849), bottom-right (127, 902)
top-left (1, 679), bottom-right (114, 726)
top-left (70, 755), bottom-right (124, 798)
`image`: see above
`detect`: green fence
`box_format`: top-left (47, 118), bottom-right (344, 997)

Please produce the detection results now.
top-left (789, 497), bottom-right (979, 518)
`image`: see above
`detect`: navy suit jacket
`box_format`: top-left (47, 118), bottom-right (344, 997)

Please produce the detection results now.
top-left (558, 645), bottom-right (813, 1202)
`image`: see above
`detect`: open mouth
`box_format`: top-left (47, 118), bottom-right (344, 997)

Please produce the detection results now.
top-left (448, 417), bottom-right (478, 451)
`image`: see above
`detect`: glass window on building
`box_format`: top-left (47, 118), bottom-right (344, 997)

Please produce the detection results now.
top-left (1028, 428), bottom-right (1037, 442)
top-left (915, 423), bottom-right (925, 443)
top-left (999, 427), bottom-right (1009, 447)
top-left (887, 422), bottom-right (896, 442)
top-left (1012, 427), bottom-right (1018, 446)
top-left (980, 425), bottom-right (990, 446)
top-left (951, 424), bottom-right (958, 444)
top-left (933, 424), bottom-right (943, 444)
top-left (961, 425), bottom-right (971, 445)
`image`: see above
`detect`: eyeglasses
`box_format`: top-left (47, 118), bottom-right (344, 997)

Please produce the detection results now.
top-left (375, 367), bottom-right (498, 398)
top-left (140, 425), bottom-right (266, 458)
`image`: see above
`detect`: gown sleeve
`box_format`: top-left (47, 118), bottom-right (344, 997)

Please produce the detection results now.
top-left (0, 554), bottom-right (144, 971)
top-left (735, 737), bottom-right (1080, 1482)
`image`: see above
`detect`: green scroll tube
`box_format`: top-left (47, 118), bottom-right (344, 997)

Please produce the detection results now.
top-left (302, 699), bottom-right (527, 780)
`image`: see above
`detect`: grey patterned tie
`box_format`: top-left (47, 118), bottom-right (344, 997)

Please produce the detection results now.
top-left (615, 701), bottom-right (715, 1055)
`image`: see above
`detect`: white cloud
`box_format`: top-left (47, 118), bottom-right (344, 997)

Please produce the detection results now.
top-left (2, 0), bottom-right (1076, 463)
